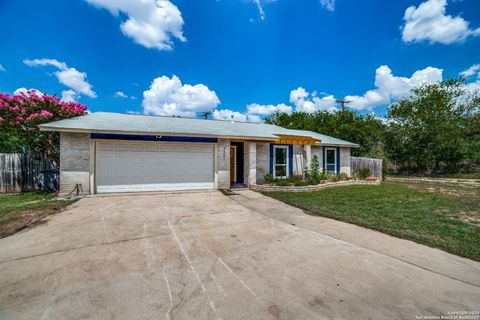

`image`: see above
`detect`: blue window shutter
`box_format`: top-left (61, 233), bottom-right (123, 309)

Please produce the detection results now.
top-left (288, 145), bottom-right (293, 176)
top-left (322, 146), bottom-right (325, 171)
top-left (269, 144), bottom-right (273, 174)
top-left (336, 146), bottom-right (340, 175)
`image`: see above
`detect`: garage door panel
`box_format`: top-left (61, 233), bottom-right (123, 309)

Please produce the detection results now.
top-left (114, 143), bottom-right (129, 151)
top-left (145, 144), bottom-right (159, 152)
top-left (97, 142), bottom-right (113, 151)
top-left (96, 141), bottom-right (214, 193)
top-left (129, 144), bottom-right (145, 152)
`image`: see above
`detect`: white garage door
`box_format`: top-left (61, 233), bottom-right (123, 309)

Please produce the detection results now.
top-left (95, 141), bottom-right (215, 193)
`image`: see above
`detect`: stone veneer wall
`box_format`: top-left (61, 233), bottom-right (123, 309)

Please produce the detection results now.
top-left (60, 132), bottom-right (91, 195)
top-left (251, 180), bottom-right (380, 192)
top-left (256, 143), bottom-right (269, 184)
top-left (216, 139), bottom-right (230, 189)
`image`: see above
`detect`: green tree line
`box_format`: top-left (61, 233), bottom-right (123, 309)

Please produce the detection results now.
top-left (266, 79), bottom-right (480, 176)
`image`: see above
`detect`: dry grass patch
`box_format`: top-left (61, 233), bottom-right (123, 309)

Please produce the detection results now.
top-left (0, 192), bottom-right (74, 238)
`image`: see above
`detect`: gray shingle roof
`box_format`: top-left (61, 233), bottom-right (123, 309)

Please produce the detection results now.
top-left (39, 112), bottom-right (358, 147)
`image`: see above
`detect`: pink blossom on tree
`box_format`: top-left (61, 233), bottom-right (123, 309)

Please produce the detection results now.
top-left (0, 90), bottom-right (87, 162)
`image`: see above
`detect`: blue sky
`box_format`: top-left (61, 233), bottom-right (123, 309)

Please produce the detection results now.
top-left (0, 0), bottom-right (479, 121)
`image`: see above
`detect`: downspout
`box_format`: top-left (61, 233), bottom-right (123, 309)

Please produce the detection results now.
top-left (336, 146), bottom-right (340, 175)
top-left (269, 144), bottom-right (274, 174)
top-left (322, 146), bottom-right (325, 171)
top-left (288, 145), bottom-right (293, 177)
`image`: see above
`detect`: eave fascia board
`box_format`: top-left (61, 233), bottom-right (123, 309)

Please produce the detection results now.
top-left (37, 126), bottom-right (279, 142)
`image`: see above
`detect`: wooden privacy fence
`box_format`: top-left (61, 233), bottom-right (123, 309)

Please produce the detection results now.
top-left (0, 153), bottom-right (58, 194)
top-left (350, 156), bottom-right (383, 179)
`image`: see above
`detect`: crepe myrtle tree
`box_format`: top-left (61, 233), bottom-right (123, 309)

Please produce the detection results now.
top-left (0, 90), bottom-right (87, 165)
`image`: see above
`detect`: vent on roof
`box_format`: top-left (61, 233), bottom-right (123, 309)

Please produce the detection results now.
top-left (230, 115), bottom-right (234, 124)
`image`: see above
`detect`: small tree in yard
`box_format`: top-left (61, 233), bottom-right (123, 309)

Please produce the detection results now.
top-left (305, 155), bottom-right (322, 184)
top-left (0, 90), bottom-right (87, 165)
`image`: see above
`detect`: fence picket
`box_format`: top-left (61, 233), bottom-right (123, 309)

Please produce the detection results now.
top-left (350, 156), bottom-right (383, 179)
top-left (0, 153), bottom-right (57, 194)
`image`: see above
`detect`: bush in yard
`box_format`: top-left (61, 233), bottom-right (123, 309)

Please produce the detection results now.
top-left (286, 176), bottom-right (301, 184)
top-left (355, 168), bottom-right (371, 180)
top-left (286, 176), bottom-right (310, 186)
top-left (328, 175), bottom-right (339, 182)
top-left (275, 179), bottom-right (289, 186)
top-left (339, 172), bottom-right (349, 181)
top-left (0, 90), bottom-right (87, 165)
top-left (319, 169), bottom-right (328, 181)
top-left (264, 173), bottom-right (275, 184)
top-left (293, 180), bottom-right (310, 186)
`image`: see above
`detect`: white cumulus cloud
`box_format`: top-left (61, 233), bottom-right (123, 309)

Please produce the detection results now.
top-left (14, 87), bottom-right (80, 103)
top-left (290, 87), bottom-right (337, 113)
top-left (85, 0), bottom-right (186, 51)
top-left (459, 64), bottom-right (480, 78)
top-left (460, 64), bottom-right (480, 92)
top-left (114, 91), bottom-right (128, 98)
top-left (401, 0), bottom-right (480, 44)
top-left (319, 0), bottom-right (335, 11)
top-left (142, 75), bottom-right (220, 117)
top-left (23, 58), bottom-right (96, 98)
top-left (14, 88), bottom-right (44, 97)
top-left (246, 103), bottom-right (292, 115)
top-left (209, 102), bottom-right (290, 124)
top-left (23, 58), bottom-right (67, 70)
top-left (212, 109), bottom-right (261, 123)
top-left (61, 89), bottom-right (80, 102)
top-left (345, 65), bottom-right (443, 110)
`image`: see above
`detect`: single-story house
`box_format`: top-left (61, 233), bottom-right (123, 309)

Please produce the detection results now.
top-left (39, 112), bottom-right (358, 195)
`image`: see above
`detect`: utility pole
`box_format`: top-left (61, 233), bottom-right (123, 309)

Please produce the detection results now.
top-left (335, 98), bottom-right (351, 111)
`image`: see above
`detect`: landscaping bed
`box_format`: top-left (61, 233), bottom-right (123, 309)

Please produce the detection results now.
top-left (252, 179), bottom-right (379, 192)
top-left (0, 192), bottom-right (74, 238)
top-left (264, 180), bottom-right (480, 261)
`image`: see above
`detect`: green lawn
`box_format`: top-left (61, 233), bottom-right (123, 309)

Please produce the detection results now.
top-left (0, 192), bottom-right (73, 238)
top-left (265, 180), bottom-right (480, 261)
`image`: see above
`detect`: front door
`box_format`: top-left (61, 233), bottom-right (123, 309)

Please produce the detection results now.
top-left (230, 146), bottom-right (236, 183)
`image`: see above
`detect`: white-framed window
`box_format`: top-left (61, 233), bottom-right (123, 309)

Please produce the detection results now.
top-left (325, 147), bottom-right (337, 174)
top-left (273, 145), bottom-right (289, 178)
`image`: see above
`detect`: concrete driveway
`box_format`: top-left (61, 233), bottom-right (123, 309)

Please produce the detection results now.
top-left (0, 190), bottom-right (479, 320)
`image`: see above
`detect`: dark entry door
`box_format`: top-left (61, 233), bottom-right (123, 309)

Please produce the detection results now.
top-left (230, 146), bottom-right (236, 183)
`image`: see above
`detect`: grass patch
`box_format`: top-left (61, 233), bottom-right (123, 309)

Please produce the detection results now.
top-left (0, 192), bottom-right (74, 238)
top-left (265, 181), bottom-right (480, 261)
